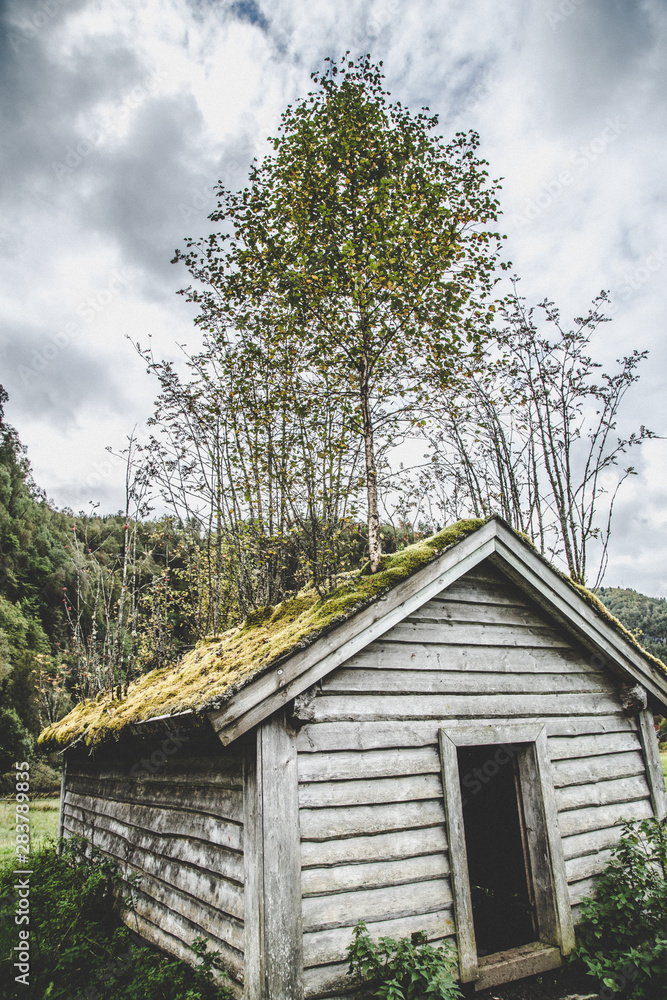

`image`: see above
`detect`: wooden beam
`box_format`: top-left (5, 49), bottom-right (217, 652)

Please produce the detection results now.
top-left (438, 730), bottom-right (478, 984)
top-left (637, 708), bottom-right (667, 820)
top-left (57, 758), bottom-right (67, 851)
top-left (241, 711), bottom-right (304, 999)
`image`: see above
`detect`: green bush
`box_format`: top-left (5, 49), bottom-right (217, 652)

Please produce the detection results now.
top-left (346, 920), bottom-right (462, 999)
top-left (575, 817), bottom-right (667, 999)
top-left (0, 706), bottom-right (33, 773)
top-left (0, 837), bottom-right (234, 1000)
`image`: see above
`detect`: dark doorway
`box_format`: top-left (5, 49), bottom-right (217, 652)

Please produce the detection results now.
top-left (457, 743), bottom-right (537, 956)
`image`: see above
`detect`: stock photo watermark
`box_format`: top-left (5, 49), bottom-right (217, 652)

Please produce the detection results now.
top-left (545, 0), bottom-right (587, 29)
top-left (17, 265), bottom-right (138, 387)
top-left (512, 116), bottom-right (628, 232)
top-left (51, 69), bottom-right (165, 182)
top-left (13, 760), bottom-right (32, 987)
top-left (8, 0), bottom-right (71, 53)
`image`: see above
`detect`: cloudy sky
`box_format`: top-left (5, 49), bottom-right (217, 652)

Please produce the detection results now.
top-left (1, 0), bottom-right (666, 594)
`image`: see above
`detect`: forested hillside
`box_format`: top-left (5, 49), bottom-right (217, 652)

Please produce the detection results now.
top-left (596, 587), bottom-right (667, 662)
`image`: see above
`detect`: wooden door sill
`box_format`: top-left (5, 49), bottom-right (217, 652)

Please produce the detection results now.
top-left (474, 941), bottom-right (562, 991)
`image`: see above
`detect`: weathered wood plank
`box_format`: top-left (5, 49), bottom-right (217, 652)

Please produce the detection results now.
top-left (302, 878), bottom-right (453, 932)
top-left (307, 691), bottom-right (620, 723)
top-left (259, 710), bottom-right (304, 1000)
top-left (568, 876), bottom-right (599, 906)
top-left (64, 790), bottom-right (242, 849)
top-left (66, 774), bottom-right (244, 822)
top-left (63, 796), bottom-right (244, 856)
top-left (439, 730), bottom-right (477, 983)
top-left (302, 960), bottom-right (355, 998)
top-left (243, 736), bottom-right (261, 1000)
top-left (566, 850), bottom-right (614, 883)
top-left (300, 826), bottom-right (448, 867)
top-left (302, 853), bottom-right (449, 896)
top-left (120, 908), bottom-right (243, 996)
top-left (548, 730), bottom-right (641, 760)
top-left (561, 824), bottom-right (627, 862)
top-left (298, 773), bottom-right (443, 809)
top-left (386, 620), bottom-right (571, 647)
top-left (302, 910), bottom-right (455, 968)
top-left (298, 746), bottom-right (440, 783)
top-left (557, 798), bottom-right (653, 838)
top-left (342, 642), bottom-right (594, 674)
top-left (119, 886), bottom-right (244, 978)
top-left (556, 774), bottom-right (651, 813)
top-left (546, 715), bottom-right (636, 737)
top-left (405, 600), bottom-right (553, 628)
top-left (435, 576), bottom-right (526, 606)
top-left (66, 755), bottom-right (243, 787)
top-left (63, 811), bottom-right (244, 919)
top-left (637, 708), bottom-right (667, 819)
top-left (551, 750), bottom-right (646, 788)
top-left (322, 668), bottom-right (609, 695)
top-left (300, 799), bottom-right (446, 841)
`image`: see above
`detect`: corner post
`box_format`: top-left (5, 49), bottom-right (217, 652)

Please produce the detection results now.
top-left (244, 709), bottom-right (303, 1000)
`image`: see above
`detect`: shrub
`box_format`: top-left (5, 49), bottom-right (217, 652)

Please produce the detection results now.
top-left (346, 920), bottom-right (463, 999)
top-left (575, 817), bottom-right (667, 999)
top-left (0, 837), bottom-right (234, 1000)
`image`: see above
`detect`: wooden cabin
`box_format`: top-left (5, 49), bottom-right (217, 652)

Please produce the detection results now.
top-left (42, 517), bottom-right (667, 998)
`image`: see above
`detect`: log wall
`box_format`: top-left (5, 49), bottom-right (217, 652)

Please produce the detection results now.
top-left (62, 742), bottom-right (245, 993)
top-left (296, 562), bottom-right (654, 998)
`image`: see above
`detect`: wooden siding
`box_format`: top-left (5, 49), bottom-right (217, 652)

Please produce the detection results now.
top-left (62, 750), bottom-right (245, 993)
top-left (297, 563), bottom-right (654, 998)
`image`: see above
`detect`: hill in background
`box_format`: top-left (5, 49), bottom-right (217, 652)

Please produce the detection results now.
top-left (597, 587), bottom-right (667, 663)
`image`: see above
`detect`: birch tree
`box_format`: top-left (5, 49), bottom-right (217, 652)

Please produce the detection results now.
top-left (174, 54), bottom-right (506, 572)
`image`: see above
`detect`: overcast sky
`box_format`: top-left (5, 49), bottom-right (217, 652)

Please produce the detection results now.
top-left (1, 0), bottom-right (666, 594)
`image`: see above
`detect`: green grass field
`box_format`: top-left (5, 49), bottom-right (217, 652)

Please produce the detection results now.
top-left (662, 750), bottom-right (667, 782)
top-left (0, 796), bottom-right (60, 865)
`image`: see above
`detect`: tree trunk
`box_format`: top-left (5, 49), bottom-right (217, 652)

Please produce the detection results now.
top-left (359, 361), bottom-right (382, 573)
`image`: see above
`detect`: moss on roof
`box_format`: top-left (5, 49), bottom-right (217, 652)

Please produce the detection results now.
top-left (570, 580), bottom-right (667, 677)
top-left (39, 518), bottom-right (486, 751)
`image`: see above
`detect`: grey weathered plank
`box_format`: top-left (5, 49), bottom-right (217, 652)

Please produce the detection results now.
top-left (405, 599), bottom-right (553, 627)
top-left (300, 825), bottom-right (448, 867)
top-left (62, 801), bottom-right (244, 874)
top-left (302, 853), bottom-right (449, 896)
top-left (561, 824), bottom-right (628, 862)
top-left (551, 750), bottom-right (646, 787)
top-left (556, 774), bottom-right (650, 813)
top-left (306, 691), bottom-right (620, 723)
top-left (64, 790), bottom-right (242, 849)
top-left (546, 715), bottom-right (636, 737)
top-left (300, 799), bottom-right (446, 841)
top-left (298, 773), bottom-right (443, 809)
top-left (66, 755), bottom-right (243, 787)
top-left (66, 774), bottom-right (243, 821)
top-left (302, 878), bottom-right (453, 932)
top-left (121, 909), bottom-right (244, 997)
top-left (557, 798), bottom-right (653, 838)
top-left (302, 909), bottom-right (455, 968)
top-left (258, 710), bottom-right (304, 1000)
top-left (637, 708), bottom-right (667, 819)
top-left (322, 667), bottom-right (609, 695)
top-left (568, 876), bottom-right (599, 906)
top-left (63, 811), bottom-right (244, 918)
top-left (342, 642), bottom-right (594, 674)
top-left (297, 746), bottom-right (440, 783)
top-left (387, 620), bottom-right (571, 647)
top-left (119, 886), bottom-right (244, 978)
top-left (302, 960), bottom-right (354, 998)
top-left (566, 850), bottom-right (614, 883)
top-left (547, 730), bottom-right (641, 760)
top-left (242, 736), bottom-right (261, 1000)
top-left (438, 729), bottom-right (477, 983)
top-left (434, 577), bottom-right (528, 605)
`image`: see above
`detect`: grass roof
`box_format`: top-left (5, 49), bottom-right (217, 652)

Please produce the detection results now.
top-left (39, 518), bottom-right (487, 751)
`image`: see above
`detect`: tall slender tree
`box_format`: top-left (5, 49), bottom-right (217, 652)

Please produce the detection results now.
top-left (174, 54), bottom-right (506, 572)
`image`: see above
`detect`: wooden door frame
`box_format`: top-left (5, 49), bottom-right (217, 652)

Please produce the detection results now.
top-left (439, 722), bottom-right (575, 986)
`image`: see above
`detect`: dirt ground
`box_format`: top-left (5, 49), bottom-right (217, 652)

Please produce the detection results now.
top-left (473, 964), bottom-right (598, 1000)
